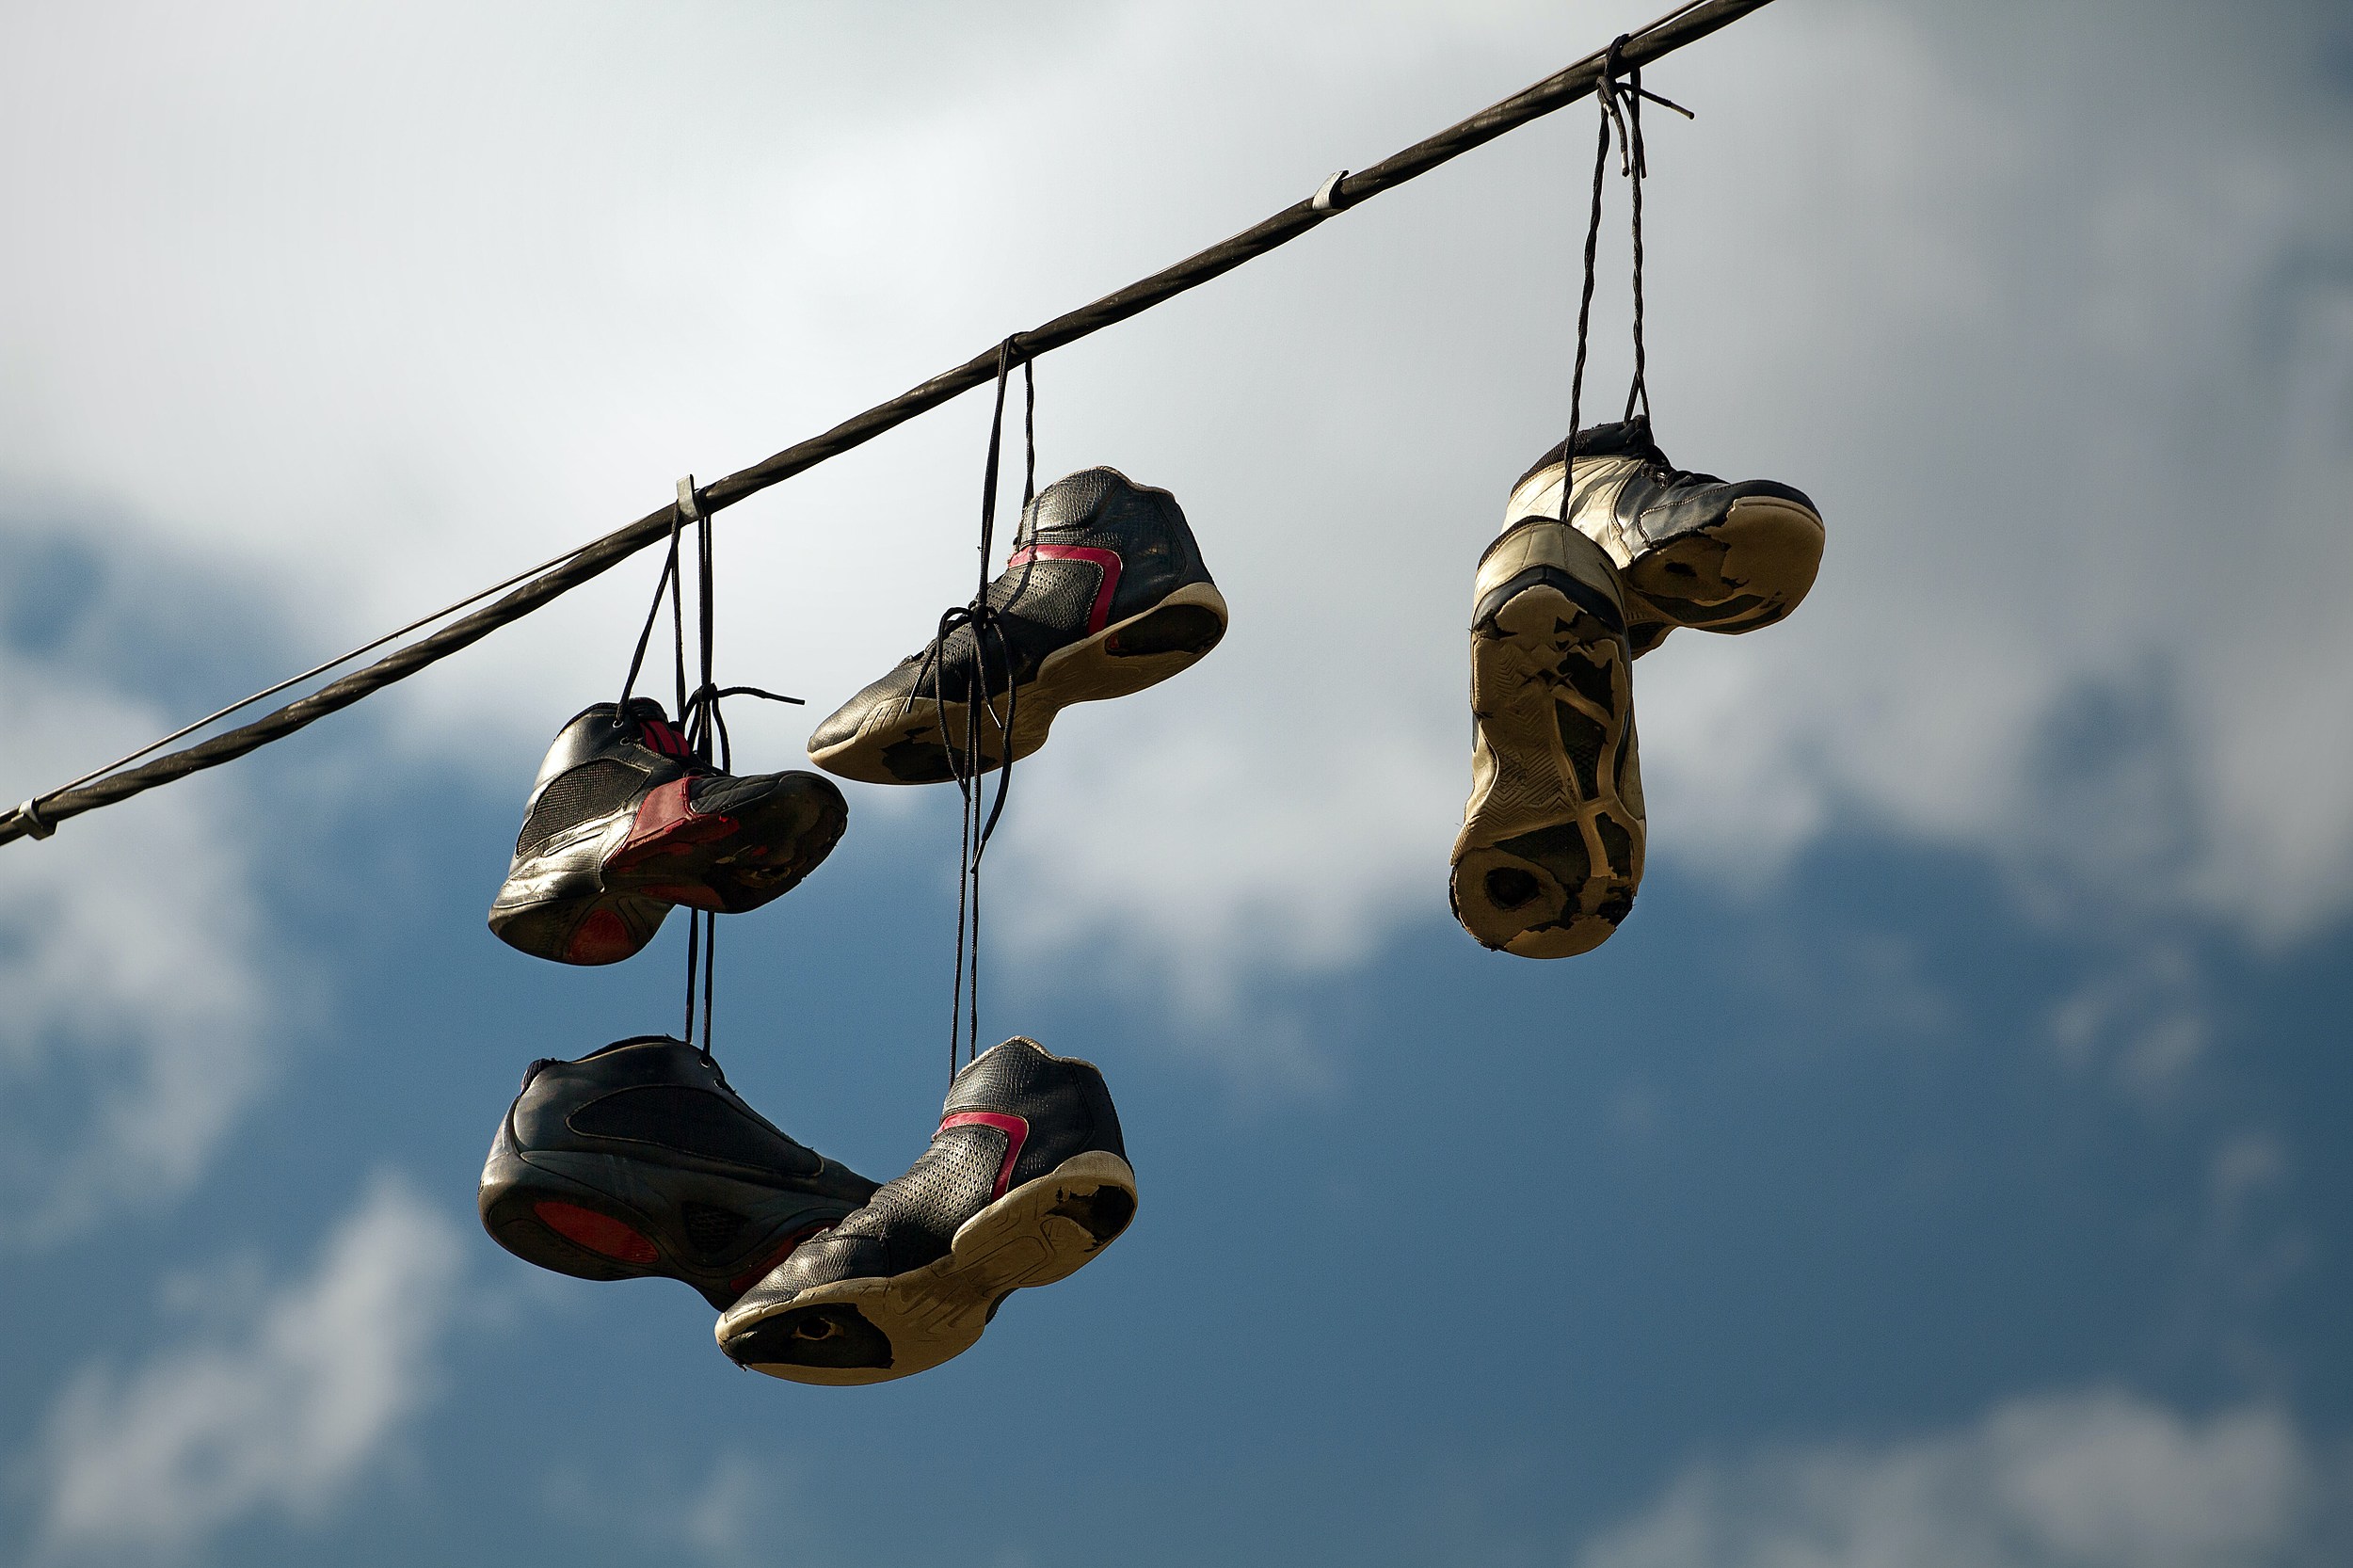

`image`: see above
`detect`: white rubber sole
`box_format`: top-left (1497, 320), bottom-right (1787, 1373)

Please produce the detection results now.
top-left (1450, 582), bottom-right (1645, 959)
top-left (811, 582), bottom-right (1228, 785)
top-left (717, 1149), bottom-right (1138, 1386)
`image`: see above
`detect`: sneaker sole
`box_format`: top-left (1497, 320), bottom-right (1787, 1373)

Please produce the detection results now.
top-left (1622, 494), bottom-right (1823, 636)
top-left (1451, 581), bottom-right (1644, 958)
top-left (601, 775), bottom-right (848, 914)
top-left (487, 887), bottom-right (671, 966)
top-left (479, 1131), bottom-right (850, 1311)
top-left (715, 1149), bottom-right (1139, 1384)
top-left (809, 583), bottom-right (1228, 785)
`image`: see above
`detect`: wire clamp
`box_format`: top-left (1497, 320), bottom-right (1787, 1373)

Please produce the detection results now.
top-left (15, 797), bottom-right (56, 840)
top-left (676, 475), bottom-right (700, 522)
top-left (1311, 170), bottom-right (1350, 212)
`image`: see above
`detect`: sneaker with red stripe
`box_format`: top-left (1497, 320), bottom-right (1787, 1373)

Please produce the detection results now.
top-left (807, 468), bottom-right (1226, 785)
top-left (714, 1036), bottom-right (1137, 1384)
top-left (488, 697), bottom-right (848, 966)
top-left (479, 1036), bottom-right (879, 1310)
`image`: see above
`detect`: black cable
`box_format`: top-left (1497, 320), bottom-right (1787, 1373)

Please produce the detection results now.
top-left (0, 0), bottom-right (1775, 851)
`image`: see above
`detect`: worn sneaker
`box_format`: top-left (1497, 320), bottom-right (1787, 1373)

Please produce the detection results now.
top-left (488, 698), bottom-right (849, 965)
top-left (479, 1036), bottom-right (878, 1311)
top-left (1508, 417), bottom-right (1823, 656)
top-left (1449, 506), bottom-right (1645, 959)
top-left (714, 1037), bottom-right (1136, 1384)
top-left (808, 468), bottom-right (1226, 784)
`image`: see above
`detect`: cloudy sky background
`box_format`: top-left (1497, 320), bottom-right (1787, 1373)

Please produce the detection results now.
top-left (3, 0), bottom-right (2349, 1562)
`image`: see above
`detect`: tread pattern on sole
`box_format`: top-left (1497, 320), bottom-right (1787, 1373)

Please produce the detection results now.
top-left (1451, 583), bottom-right (1645, 960)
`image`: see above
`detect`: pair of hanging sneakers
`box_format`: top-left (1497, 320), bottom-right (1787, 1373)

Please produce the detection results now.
top-left (1452, 415), bottom-right (1824, 957)
top-left (480, 467), bottom-right (1222, 1383)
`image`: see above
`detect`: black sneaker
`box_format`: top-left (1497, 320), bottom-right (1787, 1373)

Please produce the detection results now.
top-left (1449, 505), bottom-right (1645, 959)
top-left (479, 1037), bottom-right (879, 1311)
top-left (807, 468), bottom-right (1226, 784)
top-left (714, 1037), bottom-right (1137, 1384)
top-left (488, 698), bottom-right (849, 965)
top-left (1508, 417), bottom-right (1823, 656)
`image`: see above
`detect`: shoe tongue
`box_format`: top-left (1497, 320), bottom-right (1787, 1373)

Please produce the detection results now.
top-left (1513, 418), bottom-right (1672, 495)
top-left (617, 698), bottom-right (695, 761)
top-left (1573, 416), bottom-right (1670, 465)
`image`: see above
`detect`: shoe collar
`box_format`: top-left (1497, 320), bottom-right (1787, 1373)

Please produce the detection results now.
top-left (1511, 416), bottom-right (1671, 494)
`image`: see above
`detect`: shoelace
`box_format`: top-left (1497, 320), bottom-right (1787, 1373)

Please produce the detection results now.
top-left (1560, 36), bottom-right (1693, 525)
top-left (613, 478), bottom-right (803, 1063)
top-left (907, 337), bottom-right (1037, 1080)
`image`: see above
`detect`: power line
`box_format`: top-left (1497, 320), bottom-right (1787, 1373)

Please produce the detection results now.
top-left (2, 0), bottom-right (1775, 850)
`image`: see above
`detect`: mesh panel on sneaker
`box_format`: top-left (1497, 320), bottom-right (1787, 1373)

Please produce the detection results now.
top-left (997, 562), bottom-right (1103, 635)
top-left (516, 759), bottom-right (648, 856)
top-left (680, 1202), bottom-right (748, 1256)
top-left (827, 1126), bottom-right (1009, 1273)
top-left (1023, 470), bottom-right (1116, 537)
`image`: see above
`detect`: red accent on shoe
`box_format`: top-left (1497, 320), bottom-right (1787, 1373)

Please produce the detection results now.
top-left (534, 1201), bottom-right (660, 1264)
top-left (566, 906), bottom-right (636, 964)
top-left (1005, 544), bottom-right (1122, 634)
top-left (624, 777), bottom-right (697, 840)
top-left (605, 780), bottom-right (732, 908)
top-left (937, 1111), bottom-right (1030, 1200)
top-left (725, 1222), bottom-right (837, 1298)
top-left (638, 717), bottom-right (692, 758)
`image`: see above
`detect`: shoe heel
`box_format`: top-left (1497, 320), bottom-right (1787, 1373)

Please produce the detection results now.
top-left (1622, 495), bottom-right (1823, 634)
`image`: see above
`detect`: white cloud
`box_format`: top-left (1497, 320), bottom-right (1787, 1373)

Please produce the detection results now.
top-left (1625, 2), bottom-right (2353, 949)
top-left (1577, 1389), bottom-right (2340, 1568)
top-left (28, 1176), bottom-right (466, 1561)
top-left (2046, 944), bottom-right (2212, 1098)
top-left (539, 1448), bottom-right (824, 1568)
top-left (1, 0), bottom-right (2348, 1011)
top-left (678, 1453), bottom-right (807, 1568)
top-left (0, 616), bottom-right (275, 1246)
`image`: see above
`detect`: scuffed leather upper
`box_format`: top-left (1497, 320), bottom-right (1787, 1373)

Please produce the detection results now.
top-left (507, 1035), bottom-right (877, 1203)
top-left (495, 699), bottom-right (690, 908)
top-left (725, 1037), bottom-right (1125, 1310)
top-left (807, 467), bottom-right (1212, 749)
top-left (1506, 417), bottom-right (1816, 563)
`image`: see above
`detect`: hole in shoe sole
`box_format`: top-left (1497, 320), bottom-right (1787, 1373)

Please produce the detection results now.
top-left (1484, 866), bottom-right (1542, 909)
top-left (1048, 1184), bottom-right (1137, 1244)
top-left (728, 1304), bottom-right (893, 1370)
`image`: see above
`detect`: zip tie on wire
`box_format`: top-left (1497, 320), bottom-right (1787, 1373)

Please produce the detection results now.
top-left (0, 0), bottom-right (1779, 852)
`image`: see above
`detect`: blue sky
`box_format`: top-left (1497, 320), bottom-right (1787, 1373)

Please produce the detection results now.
top-left (3, 1), bottom-right (2350, 1563)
